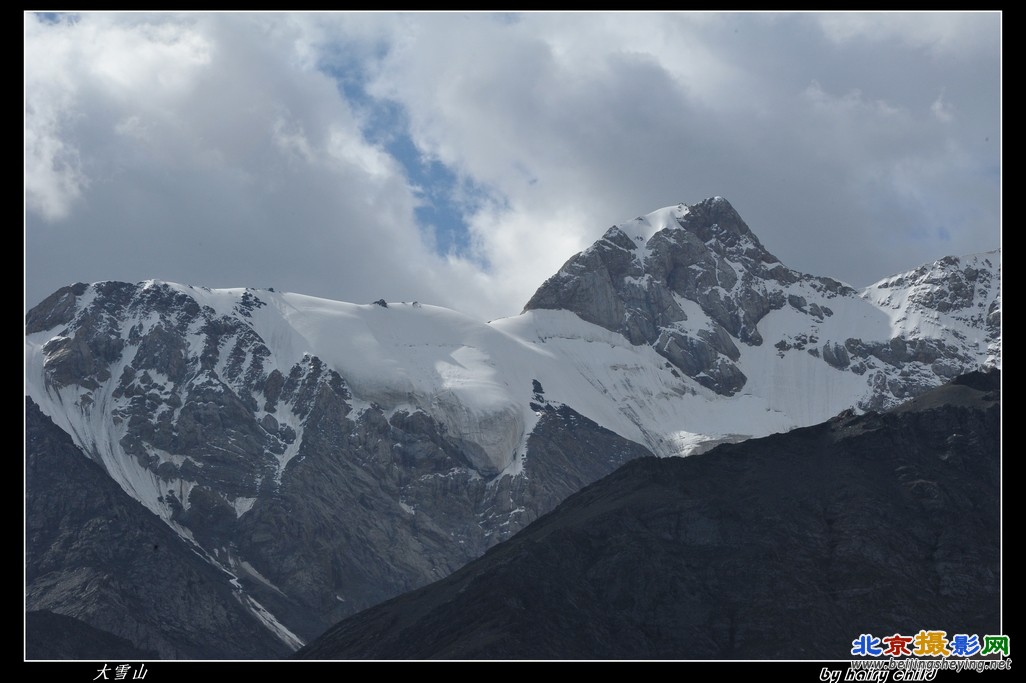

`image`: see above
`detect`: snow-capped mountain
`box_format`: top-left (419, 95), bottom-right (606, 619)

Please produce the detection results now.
top-left (526, 197), bottom-right (999, 414)
top-left (24, 197), bottom-right (1000, 657)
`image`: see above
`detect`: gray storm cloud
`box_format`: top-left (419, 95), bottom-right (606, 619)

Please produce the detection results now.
top-left (25, 12), bottom-right (1000, 320)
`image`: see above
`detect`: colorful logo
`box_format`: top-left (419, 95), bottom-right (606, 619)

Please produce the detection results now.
top-left (850, 631), bottom-right (1009, 658)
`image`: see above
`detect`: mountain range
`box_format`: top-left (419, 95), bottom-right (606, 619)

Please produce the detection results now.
top-left (297, 370), bottom-right (1000, 659)
top-left (24, 197), bottom-right (1000, 658)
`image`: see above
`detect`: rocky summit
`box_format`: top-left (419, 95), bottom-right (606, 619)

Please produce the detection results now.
top-left (526, 197), bottom-right (999, 400)
top-left (24, 197), bottom-right (1000, 658)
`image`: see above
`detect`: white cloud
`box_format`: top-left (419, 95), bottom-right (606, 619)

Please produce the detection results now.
top-left (25, 15), bottom-right (88, 221)
top-left (931, 91), bottom-right (955, 123)
top-left (814, 11), bottom-right (999, 57)
top-left (24, 114), bottom-right (87, 222)
top-left (25, 12), bottom-right (1000, 321)
top-left (25, 13), bottom-right (450, 307)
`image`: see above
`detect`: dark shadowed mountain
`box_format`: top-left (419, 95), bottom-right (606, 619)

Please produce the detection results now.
top-left (297, 370), bottom-right (1000, 660)
top-left (25, 197), bottom-right (1000, 657)
top-left (25, 610), bottom-right (159, 660)
top-left (25, 397), bottom-right (292, 659)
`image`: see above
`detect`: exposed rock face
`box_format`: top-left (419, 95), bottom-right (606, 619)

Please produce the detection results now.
top-left (514, 402), bottom-right (654, 523)
top-left (25, 398), bottom-right (291, 659)
top-left (526, 198), bottom-right (855, 395)
top-left (24, 281), bottom-right (654, 652)
top-left (297, 371), bottom-right (1000, 660)
top-left (24, 198), bottom-right (1000, 658)
top-left (230, 399), bottom-right (652, 637)
top-left (822, 341), bottom-right (850, 369)
top-left (525, 197), bottom-right (998, 405)
top-left (857, 253), bottom-right (1001, 409)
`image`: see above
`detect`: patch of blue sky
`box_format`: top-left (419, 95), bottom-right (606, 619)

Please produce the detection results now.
top-left (321, 55), bottom-right (494, 263)
top-left (34, 12), bottom-right (79, 24)
top-left (388, 134), bottom-right (494, 258)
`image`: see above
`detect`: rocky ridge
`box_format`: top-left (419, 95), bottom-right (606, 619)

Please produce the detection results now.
top-left (526, 197), bottom-right (999, 404)
top-left (25, 196), bottom-right (1000, 657)
top-left (297, 370), bottom-right (1001, 660)
top-left (25, 283), bottom-right (649, 650)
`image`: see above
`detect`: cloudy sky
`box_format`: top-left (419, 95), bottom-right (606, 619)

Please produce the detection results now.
top-left (25, 11), bottom-right (1000, 320)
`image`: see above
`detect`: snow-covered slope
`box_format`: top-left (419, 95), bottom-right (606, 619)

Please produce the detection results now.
top-left (862, 252), bottom-right (1001, 368)
top-left (24, 198), bottom-right (1001, 511)
top-left (24, 196), bottom-right (1000, 654)
top-left (527, 196), bottom-right (1000, 416)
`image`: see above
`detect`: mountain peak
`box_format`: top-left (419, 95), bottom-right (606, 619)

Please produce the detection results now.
top-left (524, 198), bottom-right (995, 400)
top-left (524, 197), bottom-right (830, 394)
top-left (25, 198), bottom-right (1000, 658)
top-left (679, 195), bottom-right (755, 239)
top-left (600, 197), bottom-right (759, 253)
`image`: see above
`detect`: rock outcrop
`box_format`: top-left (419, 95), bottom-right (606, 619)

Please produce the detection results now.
top-left (24, 197), bottom-right (1000, 657)
top-left (297, 371), bottom-right (1000, 660)
top-left (526, 197), bottom-right (999, 404)
top-left (26, 398), bottom-right (293, 659)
